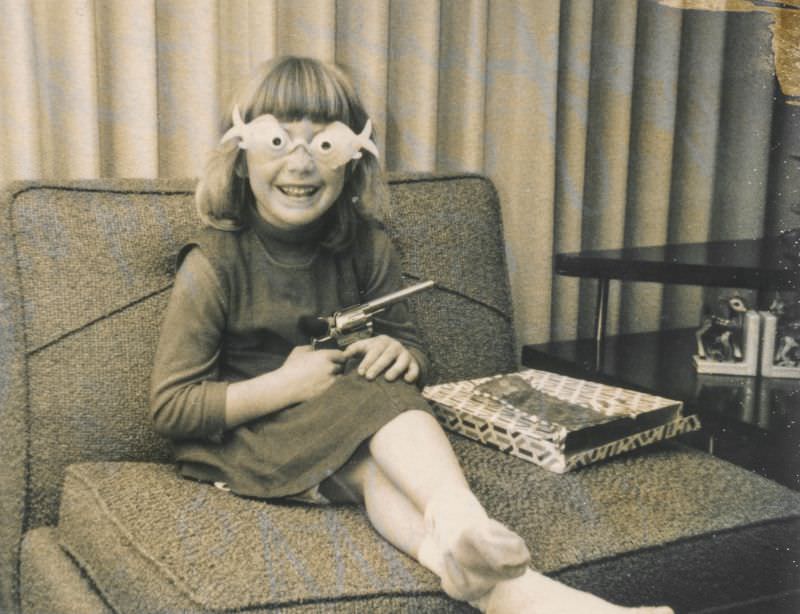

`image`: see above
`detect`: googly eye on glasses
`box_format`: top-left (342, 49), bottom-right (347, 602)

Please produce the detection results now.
top-left (220, 105), bottom-right (379, 169)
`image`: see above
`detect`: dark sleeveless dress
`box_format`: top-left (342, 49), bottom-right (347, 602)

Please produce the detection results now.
top-left (149, 207), bottom-right (432, 501)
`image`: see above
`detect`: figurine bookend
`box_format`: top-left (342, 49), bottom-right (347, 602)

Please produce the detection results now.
top-left (759, 294), bottom-right (800, 379)
top-left (693, 295), bottom-right (760, 376)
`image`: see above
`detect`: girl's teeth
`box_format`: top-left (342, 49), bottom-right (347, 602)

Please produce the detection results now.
top-left (281, 186), bottom-right (316, 197)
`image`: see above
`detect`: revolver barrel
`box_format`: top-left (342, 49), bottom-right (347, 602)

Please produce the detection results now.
top-left (311, 279), bottom-right (435, 349)
top-left (359, 280), bottom-right (435, 315)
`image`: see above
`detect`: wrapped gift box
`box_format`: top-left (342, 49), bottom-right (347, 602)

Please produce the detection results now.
top-left (423, 368), bottom-right (700, 473)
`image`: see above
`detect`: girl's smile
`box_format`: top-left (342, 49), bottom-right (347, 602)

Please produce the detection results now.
top-left (246, 118), bottom-right (346, 230)
top-left (277, 185), bottom-right (320, 198)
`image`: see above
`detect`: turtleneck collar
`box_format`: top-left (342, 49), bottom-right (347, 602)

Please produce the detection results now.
top-left (245, 202), bottom-right (334, 266)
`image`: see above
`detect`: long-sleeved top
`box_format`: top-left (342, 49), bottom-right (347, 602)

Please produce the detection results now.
top-left (149, 207), bottom-right (430, 444)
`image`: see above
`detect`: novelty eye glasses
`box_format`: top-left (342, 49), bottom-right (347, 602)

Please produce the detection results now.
top-left (220, 106), bottom-right (379, 169)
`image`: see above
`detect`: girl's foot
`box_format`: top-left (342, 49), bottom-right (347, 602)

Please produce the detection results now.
top-left (421, 491), bottom-right (530, 600)
top-left (440, 518), bottom-right (529, 599)
top-left (470, 568), bottom-right (675, 614)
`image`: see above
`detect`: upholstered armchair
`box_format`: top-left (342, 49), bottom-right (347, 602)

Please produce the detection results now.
top-left (2, 175), bottom-right (798, 613)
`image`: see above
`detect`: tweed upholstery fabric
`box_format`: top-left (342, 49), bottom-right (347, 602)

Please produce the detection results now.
top-left (7, 180), bottom-right (200, 531)
top-left (20, 528), bottom-right (111, 614)
top-left (0, 184), bottom-right (29, 614)
top-left (58, 463), bottom-right (463, 613)
top-left (383, 175), bottom-right (516, 383)
top-left (12, 185), bottom-right (198, 353)
top-left (1, 174), bottom-right (515, 611)
top-left (57, 440), bottom-right (800, 613)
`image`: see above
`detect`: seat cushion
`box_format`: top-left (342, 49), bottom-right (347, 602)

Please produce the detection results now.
top-left (56, 438), bottom-right (800, 613)
top-left (20, 527), bottom-right (112, 614)
top-left (57, 464), bottom-right (465, 614)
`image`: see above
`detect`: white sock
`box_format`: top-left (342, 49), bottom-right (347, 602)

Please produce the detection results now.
top-left (417, 533), bottom-right (445, 577)
top-left (469, 568), bottom-right (674, 614)
top-left (423, 489), bottom-right (530, 601)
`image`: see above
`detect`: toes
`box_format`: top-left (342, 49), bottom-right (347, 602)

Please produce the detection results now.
top-left (440, 552), bottom-right (497, 602)
top-left (454, 519), bottom-right (531, 574)
top-left (438, 521), bottom-right (531, 602)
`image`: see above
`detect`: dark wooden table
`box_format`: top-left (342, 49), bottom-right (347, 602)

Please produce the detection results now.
top-left (524, 238), bottom-right (799, 489)
top-left (556, 238), bottom-right (798, 367)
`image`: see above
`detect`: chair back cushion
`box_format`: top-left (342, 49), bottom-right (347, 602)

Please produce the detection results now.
top-left (383, 174), bottom-right (516, 383)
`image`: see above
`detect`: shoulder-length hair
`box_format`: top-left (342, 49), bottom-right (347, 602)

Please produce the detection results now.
top-left (195, 56), bottom-right (387, 252)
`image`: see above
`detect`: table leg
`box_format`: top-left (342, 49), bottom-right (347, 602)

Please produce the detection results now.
top-left (594, 278), bottom-right (609, 371)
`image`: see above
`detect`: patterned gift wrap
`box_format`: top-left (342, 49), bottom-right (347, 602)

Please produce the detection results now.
top-left (423, 368), bottom-right (697, 473)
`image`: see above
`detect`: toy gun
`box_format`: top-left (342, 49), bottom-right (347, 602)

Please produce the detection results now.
top-left (307, 280), bottom-right (435, 350)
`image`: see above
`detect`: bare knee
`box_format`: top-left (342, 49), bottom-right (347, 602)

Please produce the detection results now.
top-left (371, 409), bottom-right (442, 446)
top-left (392, 409), bottom-right (440, 430)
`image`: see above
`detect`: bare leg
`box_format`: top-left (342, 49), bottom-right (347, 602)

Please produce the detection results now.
top-left (322, 437), bottom-right (526, 600)
top-left (369, 411), bottom-right (531, 598)
top-left (362, 410), bottom-right (674, 614)
top-left (367, 409), bottom-right (469, 507)
top-left (321, 443), bottom-right (426, 558)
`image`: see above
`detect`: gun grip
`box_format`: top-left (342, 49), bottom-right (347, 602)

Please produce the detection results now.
top-left (311, 336), bottom-right (339, 350)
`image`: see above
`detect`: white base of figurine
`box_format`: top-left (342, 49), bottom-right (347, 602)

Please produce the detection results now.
top-left (693, 310), bottom-right (760, 376)
top-left (759, 311), bottom-right (800, 379)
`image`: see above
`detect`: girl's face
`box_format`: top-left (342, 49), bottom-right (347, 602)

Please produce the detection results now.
top-left (245, 118), bottom-right (346, 230)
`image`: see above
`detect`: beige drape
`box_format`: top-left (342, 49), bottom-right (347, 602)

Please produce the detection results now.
top-left (2, 0), bottom-right (796, 346)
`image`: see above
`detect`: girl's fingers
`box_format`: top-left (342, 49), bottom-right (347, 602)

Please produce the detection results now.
top-left (325, 349), bottom-right (348, 363)
top-left (332, 362), bottom-right (345, 375)
top-left (342, 341), bottom-right (367, 359)
top-left (362, 347), bottom-right (397, 379)
top-left (383, 351), bottom-right (410, 381)
top-left (403, 358), bottom-right (420, 383)
top-left (350, 337), bottom-right (390, 372)
top-left (339, 336), bottom-right (416, 381)
top-left (343, 335), bottom-right (397, 355)
top-left (355, 342), bottom-right (384, 373)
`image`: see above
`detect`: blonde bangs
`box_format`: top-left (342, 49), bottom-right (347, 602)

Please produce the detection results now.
top-left (254, 58), bottom-right (354, 125)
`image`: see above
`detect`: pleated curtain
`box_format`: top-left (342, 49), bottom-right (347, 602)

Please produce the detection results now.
top-left (1, 0), bottom-right (797, 346)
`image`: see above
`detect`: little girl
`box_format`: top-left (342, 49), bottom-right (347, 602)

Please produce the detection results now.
top-left (150, 55), bottom-right (672, 614)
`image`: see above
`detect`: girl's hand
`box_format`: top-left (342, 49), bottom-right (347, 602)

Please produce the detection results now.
top-left (280, 345), bottom-right (346, 403)
top-left (224, 345), bottom-right (345, 429)
top-left (342, 335), bottom-right (420, 383)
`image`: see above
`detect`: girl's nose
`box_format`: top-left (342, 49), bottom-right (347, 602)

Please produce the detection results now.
top-left (285, 144), bottom-right (315, 172)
